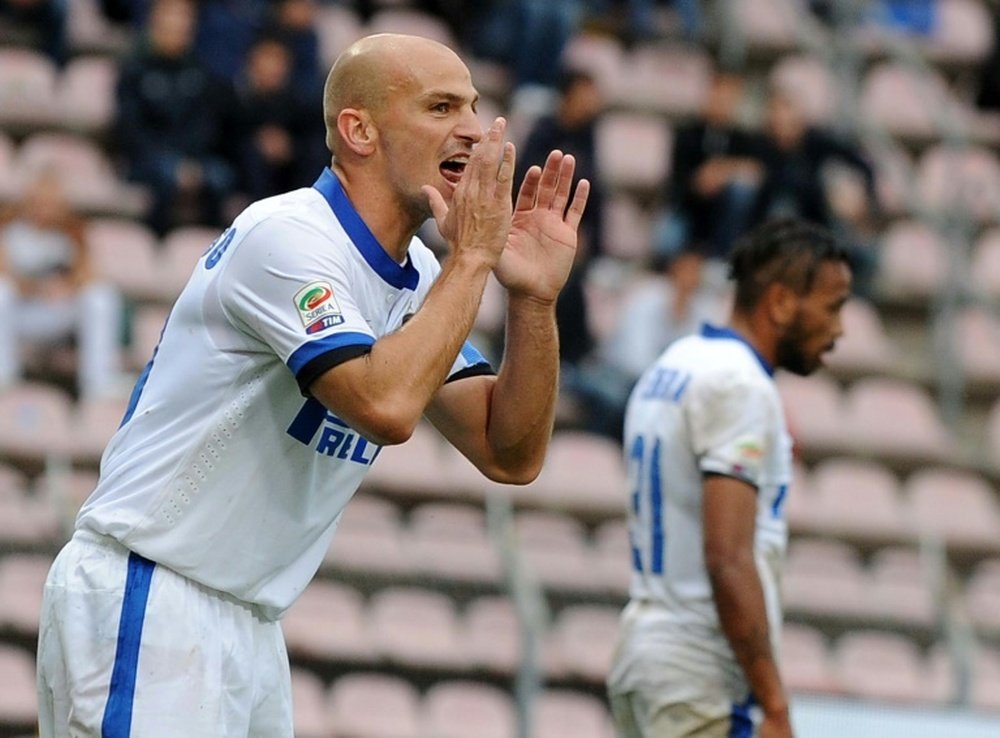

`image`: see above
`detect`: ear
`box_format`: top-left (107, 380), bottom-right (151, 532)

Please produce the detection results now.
top-left (764, 282), bottom-right (798, 329)
top-left (336, 108), bottom-right (377, 157)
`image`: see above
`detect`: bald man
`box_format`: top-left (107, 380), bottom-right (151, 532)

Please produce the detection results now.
top-left (37, 34), bottom-right (589, 738)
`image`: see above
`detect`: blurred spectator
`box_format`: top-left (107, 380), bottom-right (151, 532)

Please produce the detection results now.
top-left (0, 172), bottom-right (123, 397)
top-left (116, 0), bottom-right (235, 234)
top-left (975, 9), bottom-right (1000, 111)
top-left (752, 86), bottom-right (881, 294)
top-left (270, 0), bottom-right (323, 99)
top-left (655, 69), bottom-right (762, 261)
top-left (0, 0), bottom-right (68, 65)
top-left (227, 35), bottom-right (325, 203)
top-left (516, 69), bottom-right (606, 258)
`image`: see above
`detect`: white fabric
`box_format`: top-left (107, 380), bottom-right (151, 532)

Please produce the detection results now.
top-left (608, 328), bottom-right (791, 709)
top-left (37, 530), bottom-right (292, 738)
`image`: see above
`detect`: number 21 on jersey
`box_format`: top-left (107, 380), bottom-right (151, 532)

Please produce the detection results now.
top-left (628, 434), bottom-right (664, 574)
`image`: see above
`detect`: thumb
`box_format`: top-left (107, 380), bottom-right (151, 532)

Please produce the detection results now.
top-left (421, 185), bottom-right (449, 230)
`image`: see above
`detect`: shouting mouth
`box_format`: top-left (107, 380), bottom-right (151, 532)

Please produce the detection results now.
top-left (440, 156), bottom-right (468, 186)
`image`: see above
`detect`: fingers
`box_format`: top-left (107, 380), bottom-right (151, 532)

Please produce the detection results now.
top-left (496, 141), bottom-right (516, 201)
top-left (534, 150), bottom-right (564, 210)
top-left (465, 117), bottom-right (508, 199)
top-left (515, 165), bottom-right (542, 212)
top-left (564, 178), bottom-right (591, 231)
top-left (549, 154), bottom-right (577, 216)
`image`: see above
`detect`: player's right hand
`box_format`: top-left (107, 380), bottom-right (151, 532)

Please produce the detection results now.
top-left (422, 117), bottom-right (515, 269)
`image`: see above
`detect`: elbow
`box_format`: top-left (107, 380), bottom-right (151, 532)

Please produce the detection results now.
top-left (346, 399), bottom-right (420, 447)
top-left (481, 455), bottom-right (544, 486)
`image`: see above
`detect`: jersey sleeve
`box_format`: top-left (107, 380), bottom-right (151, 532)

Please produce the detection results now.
top-left (216, 216), bottom-right (376, 392)
top-left (687, 372), bottom-right (774, 488)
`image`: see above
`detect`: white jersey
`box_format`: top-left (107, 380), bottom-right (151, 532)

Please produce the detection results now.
top-left (76, 168), bottom-right (491, 619)
top-left (608, 324), bottom-right (791, 706)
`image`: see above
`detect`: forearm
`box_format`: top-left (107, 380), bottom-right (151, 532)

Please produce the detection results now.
top-left (486, 293), bottom-right (560, 478)
top-left (709, 556), bottom-right (788, 717)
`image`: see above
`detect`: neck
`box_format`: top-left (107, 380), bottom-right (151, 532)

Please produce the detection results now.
top-left (728, 310), bottom-right (778, 369)
top-left (333, 164), bottom-right (420, 263)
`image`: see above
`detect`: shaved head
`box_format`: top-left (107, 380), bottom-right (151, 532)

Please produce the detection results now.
top-left (323, 33), bottom-right (468, 156)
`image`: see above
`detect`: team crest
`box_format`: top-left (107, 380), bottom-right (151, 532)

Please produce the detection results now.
top-left (294, 281), bottom-right (344, 334)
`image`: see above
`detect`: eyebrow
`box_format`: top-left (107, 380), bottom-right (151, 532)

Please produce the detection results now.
top-left (420, 90), bottom-right (480, 107)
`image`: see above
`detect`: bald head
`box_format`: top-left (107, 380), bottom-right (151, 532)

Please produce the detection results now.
top-left (323, 33), bottom-right (468, 156)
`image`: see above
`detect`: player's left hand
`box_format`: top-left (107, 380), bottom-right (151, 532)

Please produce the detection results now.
top-left (493, 150), bottom-right (590, 302)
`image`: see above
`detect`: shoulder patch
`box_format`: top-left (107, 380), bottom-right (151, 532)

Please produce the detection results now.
top-left (294, 280), bottom-right (344, 334)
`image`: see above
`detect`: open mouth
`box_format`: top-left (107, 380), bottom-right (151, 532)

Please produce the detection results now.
top-left (439, 157), bottom-right (467, 185)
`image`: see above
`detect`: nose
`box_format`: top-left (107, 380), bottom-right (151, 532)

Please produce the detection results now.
top-left (456, 106), bottom-right (483, 144)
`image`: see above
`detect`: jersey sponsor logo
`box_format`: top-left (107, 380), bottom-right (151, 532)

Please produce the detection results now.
top-left (286, 398), bottom-right (382, 465)
top-left (294, 281), bottom-right (344, 333)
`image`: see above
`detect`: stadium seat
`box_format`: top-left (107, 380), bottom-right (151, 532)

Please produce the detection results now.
top-left (530, 690), bottom-right (614, 738)
top-left (592, 518), bottom-right (631, 595)
top-left (282, 580), bottom-right (374, 664)
top-left (823, 299), bottom-right (898, 375)
top-left (85, 218), bottom-right (161, 301)
top-left (0, 382), bottom-right (74, 462)
top-left (514, 511), bottom-right (599, 593)
top-left (780, 622), bottom-right (841, 695)
top-left (368, 587), bottom-right (468, 670)
top-left (550, 605), bottom-right (620, 683)
top-left (610, 45), bottom-right (711, 118)
top-left (462, 596), bottom-right (523, 676)
top-left (783, 539), bottom-right (875, 620)
top-left (324, 494), bottom-right (412, 577)
top-left (600, 193), bottom-right (653, 262)
top-left (924, 642), bottom-right (959, 705)
top-left (560, 32), bottom-right (624, 94)
top-left (0, 553), bottom-right (53, 637)
top-left (420, 681), bottom-right (517, 738)
top-left (971, 228), bottom-right (1000, 300)
top-left (129, 305), bottom-right (170, 371)
top-left (57, 55), bottom-right (118, 132)
top-left (988, 399), bottom-right (1000, 463)
top-left (867, 547), bottom-right (938, 627)
top-left (362, 421), bottom-right (460, 501)
top-left (776, 372), bottom-right (849, 454)
top-left (923, 0), bottom-right (995, 65)
top-left (0, 481), bottom-right (61, 547)
top-left (842, 378), bottom-right (956, 463)
top-left (0, 48), bottom-right (57, 128)
top-left (833, 630), bottom-right (932, 703)
top-left (291, 669), bottom-right (330, 738)
top-left (971, 647), bottom-right (1000, 711)
top-left (0, 463), bottom-right (27, 497)
top-left (917, 144), bottom-right (1000, 223)
top-left (366, 9), bottom-right (457, 47)
top-left (408, 503), bottom-right (502, 585)
top-left (159, 226), bottom-right (222, 300)
top-left (869, 142), bottom-right (917, 217)
top-left (314, 2), bottom-right (363, 67)
top-left (68, 394), bottom-right (129, 464)
top-left (327, 672), bottom-right (420, 738)
top-left (903, 468), bottom-right (1000, 549)
top-left (65, 0), bottom-right (131, 55)
top-left (0, 645), bottom-right (37, 730)
top-left (964, 558), bottom-right (1000, 633)
top-left (733, 0), bottom-right (806, 52)
top-left (0, 131), bottom-right (17, 201)
top-left (860, 62), bottom-right (963, 140)
top-left (474, 273), bottom-right (506, 336)
top-left (956, 306), bottom-right (1000, 384)
top-left (770, 54), bottom-right (839, 124)
top-left (877, 220), bottom-right (948, 300)
top-left (805, 458), bottom-right (908, 541)
top-left (531, 431), bottom-right (627, 517)
top-left (595, 112), bottom-right (672, 193)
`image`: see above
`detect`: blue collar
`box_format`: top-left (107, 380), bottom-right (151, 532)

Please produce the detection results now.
top-left (700, 324), bottom-right (774, 377)
top-left (313, 168), bottom-right (419, 291)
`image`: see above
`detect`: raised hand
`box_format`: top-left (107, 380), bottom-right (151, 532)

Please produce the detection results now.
top-left (494, 149), bottom-right (590, 303)
top-left (422, 117), bottom-right (515, 271)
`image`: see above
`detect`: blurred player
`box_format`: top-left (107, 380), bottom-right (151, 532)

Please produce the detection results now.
top-left (607, 219), bottom-right (851, 738)
top-left (36, 33), bottom-right (589, 737)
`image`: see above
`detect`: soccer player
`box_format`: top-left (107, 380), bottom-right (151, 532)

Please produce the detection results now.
top-left (36, 33), bottom-right (589, 737)
top-left (607, 219), bottom-right (851, 738)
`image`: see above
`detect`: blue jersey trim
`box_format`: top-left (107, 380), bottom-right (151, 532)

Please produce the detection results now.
top-left (287, 331), bottom-right (375, 376)
top-left (101, 552), bottom-right (155, 738)
top-left (700, 324), bottom-right (774, 377)
top-left (728, 695), bottom-right (755, 738)
top-left (313, 168), bottom-right (420, 291)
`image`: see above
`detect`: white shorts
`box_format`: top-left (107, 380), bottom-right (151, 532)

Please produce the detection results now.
top-left (37, 530), bottom-right (293, 738)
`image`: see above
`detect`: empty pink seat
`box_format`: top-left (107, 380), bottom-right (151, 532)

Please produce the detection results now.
top-left (595, 113), bottom-right (672, 192)
top-left (0, 484), bottom-right (61, 547)
top-left (291, 669), bottom-right (330, 738)
top-left (420, 681), bottom-right (516, 738)
top-left (776, 372), bottom-right (849, 453)
top-left (861, 63), bottom-right (963, 140)
top-left (823, 299), bottom-right (897, 374)
top-left (324, 494), bottom-right (411, 577)
top-left (0, 382), bottom-right (74, 461)
top-left (918, 144), bottom-right (1000, 223)
top-left (463, 596), bottom-right (522, 676)
top-left (282, 580), bottom-right (374, 664)
top-left (315, 2), bottom-right (363, 67)
top-left (366, 9), bottom-right (457, 47)
top-left (989, 398), bottom-right (1000, 460)
top-left (560, 33), bottom-right (624, 94)
top-left (923, 0), bottom-right (995, 65)
top-left (550, 605), bottom-right (620, 684)
top-left (57, 55), bottom-right (118, 132)
top-left (362, 421), bottom-right (460, 501)
top-left (0, 554), bottom-right (53, 636)
top-left (783, 539), bottom-right (874, 620)
top-left (0, 463), bottom-right (27, 497)
top-left (843, 379), bottom-right (955, 463)
top-left (33, 468), bottom-right (99, 527)
top-left (956, 307), bottom-right (1000, 383)
top-left (515, 511), bottom-right (598, 593)
top-left (867, 547), bottom-right (937, 627)
top-left (806, 458), bottom-right (907, 540)
top-left (532, 431), bottom-right (627, 517)
top-left (159, 226), bottom-right (222, 300)
top-left (600, 194), bottom-right (653, 261)
top-left (610, 46), bottom-right (710, 117)
top-left (971, 647), bottom-right (1000, 711)
top-left (770, 54), bottom-right (839, 124)
top-left (0, 48), bottom-right (57, 127)
top-left (734, 0), bottom-right (804, 51)
top-left (971, 228), bottom-right (1000, 299)
top-left (592, 518), bottom-right (631, 595)
top-left (369, 587), bottom-right (468, 670)
top-left (833, 631), bottom-right (932, 703)
top-left (780, 622), bottom-right (840, 695)
top-left (327, 672), bottom-right (420, 738)
top-left (85, 218), bottom-right (160, 300)
top-left (877, 220), bottom-right (948, 299)
top-left (870, 142), bottom-right (917, 217)
top-left (68, 394), bottom-right (129, 463)
top-left (0, 645), bottom-right (37, 729)
top-left (964, 558), bottom-right (1000, 632)
top-left (530, 690), bottom-right (613, 738)
top-left (904, 468), bottom-right (1000, 549)
top-left (129, 305), bottom-right (170, 371)
top-left (408, 503), bottom-right (502, 585)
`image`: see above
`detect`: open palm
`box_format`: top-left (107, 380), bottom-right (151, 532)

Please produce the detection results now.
top-left (494, 151), bottom-right (590, 302)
